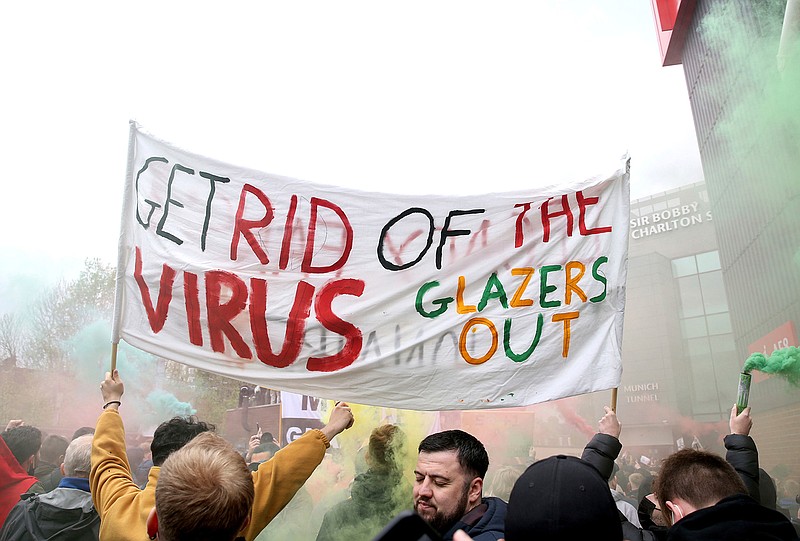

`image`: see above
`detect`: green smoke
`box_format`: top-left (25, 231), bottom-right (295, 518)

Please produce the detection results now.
top-left (146, 388), bottom-right (197, 422)
top-left (699, 0), bottom-right (800, 271)
top-left (66, 319), bottom-right (159, 391)
top-left (743, 346), bottom-right (800, 385)
top-left (700, 0), bottom-right (800, 158)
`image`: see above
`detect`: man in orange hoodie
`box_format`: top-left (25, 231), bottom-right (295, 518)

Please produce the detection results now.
top-left (91, 371), bottom-right (354, 541)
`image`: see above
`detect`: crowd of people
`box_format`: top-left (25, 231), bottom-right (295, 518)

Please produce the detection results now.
top-left (1, 369), bottom-right (798, 540)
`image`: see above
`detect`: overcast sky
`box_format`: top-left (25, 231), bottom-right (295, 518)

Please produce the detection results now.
top-left (0, 0), bottom-right (703, 302)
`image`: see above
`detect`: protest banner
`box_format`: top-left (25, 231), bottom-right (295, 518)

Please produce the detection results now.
top-left (112, 122), bottom-right (630, 410)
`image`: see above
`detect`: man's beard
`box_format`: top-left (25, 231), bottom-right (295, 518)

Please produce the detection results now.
top-left (422, 487), bottom-right (470, 534)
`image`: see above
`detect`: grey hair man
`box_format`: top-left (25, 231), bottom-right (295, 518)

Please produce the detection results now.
top-left (0, 434), bottom-right (100, 540)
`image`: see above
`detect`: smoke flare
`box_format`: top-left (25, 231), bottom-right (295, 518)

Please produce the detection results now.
top-left (743, 346), bottom-right (800, 386)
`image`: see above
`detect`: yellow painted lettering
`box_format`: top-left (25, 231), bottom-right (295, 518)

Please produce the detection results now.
top-left (510, 267), bottom-right (535, 308)
top-left (459, 317), bottom-right (498, 365)
top-left (456, 275), bottom-right (477, 314)
top-left (552, 311), bottom-right (579, 358)
top-left (565, 261), bottom-right (587, 304)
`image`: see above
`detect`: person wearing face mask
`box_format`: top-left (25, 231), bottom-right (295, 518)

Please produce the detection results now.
top-left (653, 446), bottom-right (797, 540)
top-left (0, 423), bottom-right (45, 525)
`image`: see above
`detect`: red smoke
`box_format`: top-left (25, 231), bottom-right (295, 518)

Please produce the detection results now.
top-left (554, 398), bottom-right (595, 438)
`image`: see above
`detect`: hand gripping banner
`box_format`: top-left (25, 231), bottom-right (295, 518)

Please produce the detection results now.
top-left (113, 122), bottom-right (630, 410)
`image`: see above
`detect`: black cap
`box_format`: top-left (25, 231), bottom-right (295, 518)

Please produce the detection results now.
top-left (505, 455), bottom-right (622, 541)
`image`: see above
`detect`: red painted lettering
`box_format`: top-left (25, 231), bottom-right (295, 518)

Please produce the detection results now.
top-left (230, 184), bottom-right (273, 264)
top-left (302, 198), bottom-right (354, 274)
top-left (514, 202), bottom-right (534, 248)
top-left (134, 246), bottom-right (176, 333)
top-left (383, 229), bottom-right (427, 267)
top-left (249, 278), bottom-right (315, 368)
top-left (577, 190), bottom-right (612, 236)
top-left (205, 270), bottom-right (252, 359)
top-left (306, 278), bottom-right (365, 372)
top-left (184, 270), bottom-right (202, 346)
top-left (540, 195), bottom-right (573, 243)
top-left (279, 194), bottom-right (299, 270)
top-left (465, 219), bottom-right (491, 255)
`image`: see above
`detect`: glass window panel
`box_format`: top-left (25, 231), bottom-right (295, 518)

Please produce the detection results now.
top-left (709, 334), bottom-right (735, 354)
top-left (678, 275), bottom-right (705, 318)
top-left (691, 358), bottom-right (716, 403)
top-left (696, 251), bottom-right (721, 273)
top-left (640, 205), bottom-right (653, 216)
top-left (653, 201), bottom-right (667, 212)
top-left (687, 336), bottom-right (711, 357)
top-left (668, 198), bottom-right (681, 208)
top-left (706, 313), bottom-right (732, 335)
top-left (713, 355), bottom-right (739, 406)
top-left (672, 256), bottom-right (698, 278)
top-left (682, 316), bottom-right (708, 338)
top-left (699, 271), bottom-right (729, 314)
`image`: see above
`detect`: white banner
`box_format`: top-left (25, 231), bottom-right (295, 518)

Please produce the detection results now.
top-left (114, 122), bottom-right (630, 411)
top-left (280, 391), bottom-right (323, 420)
top-left (279, 391), bottom-right (323, 445)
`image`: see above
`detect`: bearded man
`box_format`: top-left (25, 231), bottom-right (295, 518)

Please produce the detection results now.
top-left (413, 430), bottom-right (505, 540)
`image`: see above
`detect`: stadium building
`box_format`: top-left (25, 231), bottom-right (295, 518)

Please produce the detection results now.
top-left (650, 0), bottom-right (800, 475)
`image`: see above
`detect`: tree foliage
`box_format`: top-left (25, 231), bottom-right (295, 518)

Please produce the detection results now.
top-left (7, 258), bottom-right (245, 431)
top-left (23, 258), bottom-right (115, 371)
top-left (0, 313), bottom-right (23, 363)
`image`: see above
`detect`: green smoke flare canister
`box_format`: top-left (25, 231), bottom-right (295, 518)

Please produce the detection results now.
top-left (736, 372), bottom-right (752, 414)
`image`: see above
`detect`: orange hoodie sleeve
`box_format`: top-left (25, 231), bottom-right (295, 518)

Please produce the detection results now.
top-left (90, 408), bottom-right (156, 541)
top-left (242, 428), bottom-right (329, 541)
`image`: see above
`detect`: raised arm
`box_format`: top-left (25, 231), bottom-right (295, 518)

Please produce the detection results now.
top-left (724, 404), bottom-right (760, 501)
top-left (89, 370), bottom-right (139, 518)
top-left (581, 406), bottom-right (622, 481)
top-left (243, 401), bottom-right (354, 540)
